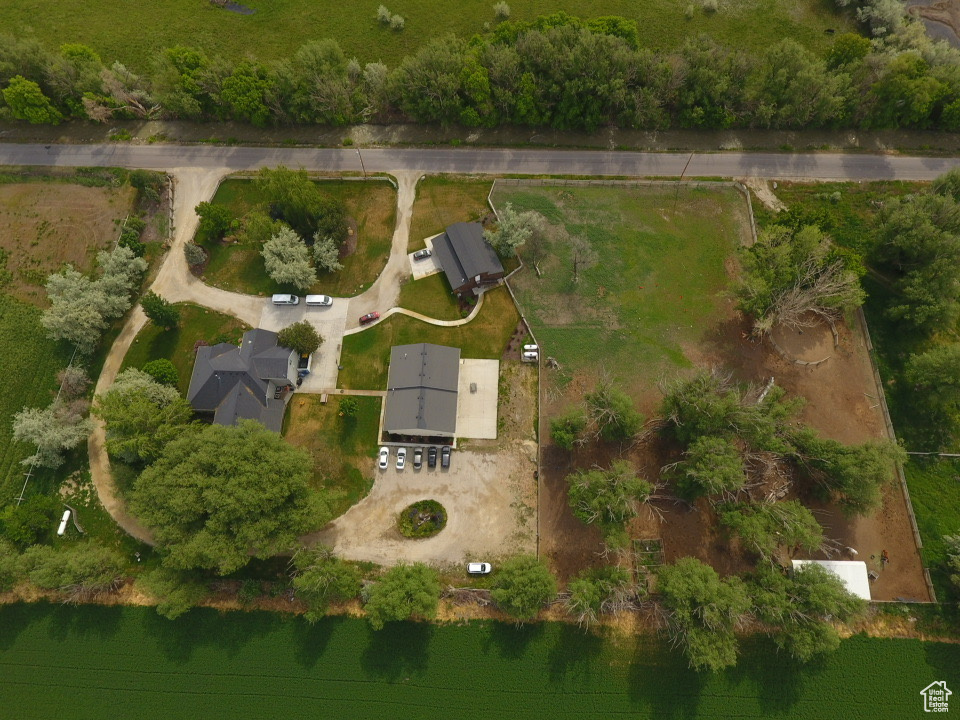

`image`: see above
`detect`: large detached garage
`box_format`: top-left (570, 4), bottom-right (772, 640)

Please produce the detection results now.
top-left (383, 343), bottom-right (499, 441)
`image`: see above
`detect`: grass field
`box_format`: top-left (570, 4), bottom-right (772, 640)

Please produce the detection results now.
top-left (121, 304), bottom-right (250, 396)
top-left (339, 286), bottom-right (519, 389)
top-left (398, 272), bottom-right (462, 320)
top-left (0, 296), bottom-right (75, 501)
top-left (283, 395), bottom-right (380, 518)
top-left (496, 183), bottom-right (749, 398)
top-left (409, 176), bottom-right (493, 252)
top-left (0, 177), bottom-right (136, 305)
top-left (0, 602), bottom-right (956, 720)
top-left (3, 1), bottom-right (853, 73)
top-left (199, 178), bottom-right (396, 298)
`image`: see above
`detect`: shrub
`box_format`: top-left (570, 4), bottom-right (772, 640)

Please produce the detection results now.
top-left (184, 242), bottom-right (206, 267)
top-left (494, 2), bottom-right (511, 19)
top-left (377, 4), bottom-right (391, 23)
top-left (398, 500), bottom-right (447, 538)
top-left (339, 396), bottom-right (359, 419)
top-left (142, 359), bottom-right (179, 387)
top-left (390, 14), bottom-right (405, 30)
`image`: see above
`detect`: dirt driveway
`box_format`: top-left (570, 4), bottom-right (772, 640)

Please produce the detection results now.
top-left (307, 443), bottom-right (537, 565)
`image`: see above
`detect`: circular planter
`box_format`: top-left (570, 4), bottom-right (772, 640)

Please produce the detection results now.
top-left (398, 499), bottom-right (447, 539)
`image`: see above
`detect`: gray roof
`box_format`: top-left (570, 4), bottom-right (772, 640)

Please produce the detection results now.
top-left (433, 222), bottom-right (504, 292)
top-left (384, 343), bottom-right (460, 436)
top-left (187, 328), bottom-right (295, 433)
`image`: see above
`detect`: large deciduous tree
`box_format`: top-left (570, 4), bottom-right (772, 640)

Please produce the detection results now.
top-left (2, 75), bottom-right (63, 124)
top-left (140, 292), bottom-right (180, 329)
top-left (93, 368), bottom-right (195, 465)
top-left (277, 321), bottom-right (323, 356)
top-left (364, 562), bottom-right (441, 629)
top-left (585, 380), bottom-right (643, 442)
top-left (567, 459), bottom-right (652, 529)
top-left (12, 402), bottom-right (91, 469)
top-left (490, 554), bottom-right (557, 621)
top-left (657, 557), bottom-right (750, 672)
top-left (484, 202), bottom-right (546, 257)
top-left (291, 546), bottom-right (364, 622)
top-left (718, 500), bottom-right (824, 561)
top-left (750, 563), bottom-right (866, 661)
top-left (672, 434), bottom-right (747, 500)
top-left (736, 224), bottom-right (863, 336)
top-left (131, 420), bottom-right (325, 574)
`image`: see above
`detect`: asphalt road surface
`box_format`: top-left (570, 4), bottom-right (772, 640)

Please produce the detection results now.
top-left (1, 143), bottom-right (959, 180)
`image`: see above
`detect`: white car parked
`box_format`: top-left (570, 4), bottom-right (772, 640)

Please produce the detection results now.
top-left (396, 447), bottom-right (407, 470)
top-left (378, 446), bottom-right (390, 470)
top-left (467, 562), bottom-right (492, 575)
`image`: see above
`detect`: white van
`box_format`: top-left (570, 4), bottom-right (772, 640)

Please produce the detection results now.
top-left (272, 294), bottom-right (299, 305)
top-left (305, 295), bottom-right (333, 307)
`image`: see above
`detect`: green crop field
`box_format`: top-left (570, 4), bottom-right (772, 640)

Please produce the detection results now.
top-left (496, 183), bottom-right (750, 398)
top-left (0, 296), bottom-right (74, 500)
top-left (4, 0), bottom-right (853, 72)
top-left (0, 602), bottom-right (956, 719)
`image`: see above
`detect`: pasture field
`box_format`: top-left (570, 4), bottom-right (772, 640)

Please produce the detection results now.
top-left (339, 286), bottom-right (519, 389)
top-left (0, 296), bottom-right (74, 501)
top-left (283, 394), bottom-right (380, 518)
top-left (496, 182), bottom-right (750, 399)
top-left (3, 0), bottom-right (853, 72)
top-left (0, 173), bottom-right (136, 305)
top-left (0, 602), bottom-right (956, 720)
top-left (198, 178), bottom-right (396, 299)
top-left (121, 303), bottom-right (251, 396)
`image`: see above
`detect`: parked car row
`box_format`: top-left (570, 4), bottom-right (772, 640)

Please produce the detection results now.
top-left (271, 294), bottom-right (333, 306)
top-left (378, 445), bottom-right (451, 470)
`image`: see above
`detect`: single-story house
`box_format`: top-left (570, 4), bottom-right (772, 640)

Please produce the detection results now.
top-left (187, 328), bottom-right (297, 433)
top-left (383, 343), bottom-right (460, 438)
top-left (432, 222), bottom-right (504, 296)
top-left (791, 560), bottom-right (872, 601)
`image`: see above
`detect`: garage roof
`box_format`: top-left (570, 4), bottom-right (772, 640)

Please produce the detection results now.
top-left (384, 343), bottom-right (460, 436)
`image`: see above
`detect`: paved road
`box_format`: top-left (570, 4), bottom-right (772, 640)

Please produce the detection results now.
top-left (3, 143), bottom-right (960, 180)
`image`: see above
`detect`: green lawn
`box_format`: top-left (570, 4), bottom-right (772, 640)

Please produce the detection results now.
top-left (199, 178), bottom-right (396, 299)
top-left (496, 184), bottom-right (749, 397)
top-left (0, 603), bottom-right (957, 720)
top-left (4, 1), bottom-right (853, 73)
top-left (284, 395), bottom-right (380, 519)
top-left (121, 304), bottom-right (250, 396)
top-left (409, 176), bottom-right (493, 252)
top-left (397, 272), bottom-right (462, 321)
top-left (339, 286), bottom-right (519, 390)
top-left (0, 296), bottom-right (75, 501)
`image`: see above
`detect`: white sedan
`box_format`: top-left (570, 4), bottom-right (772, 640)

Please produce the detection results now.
top-left (378, 446), bottom-right (390, 470)
top-left (396, 447), bottom-right (407, 470)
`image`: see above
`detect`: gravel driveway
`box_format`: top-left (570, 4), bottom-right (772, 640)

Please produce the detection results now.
top-left (304, 442), bottom-right (537, 566)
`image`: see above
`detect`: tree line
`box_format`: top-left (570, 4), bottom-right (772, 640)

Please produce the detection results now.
top-left (4, 8), bottom-right (960, 131)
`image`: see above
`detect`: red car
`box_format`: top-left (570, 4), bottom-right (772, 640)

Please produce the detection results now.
top-left (359, 311), bottom-right (380, 325)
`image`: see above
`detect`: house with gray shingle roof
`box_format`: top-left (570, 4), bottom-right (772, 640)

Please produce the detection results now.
top-left (187, 328), bottom-right (297, 433)
top-left (432, 222), bottom-right (504, 295)
top-left (384, 343), bottom-right (460, 438)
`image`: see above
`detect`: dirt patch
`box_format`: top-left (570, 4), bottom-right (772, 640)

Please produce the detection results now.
top-left (742, 177), bottom-right (786, 212)
top-left (338, 216), bottom-right (359, 259)
top-left (910, 0), bottom-right (960, 42)
top-left (538, 306), bottom-right (930, 600)
top-left (0, 182), bottom-right (136, 304)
